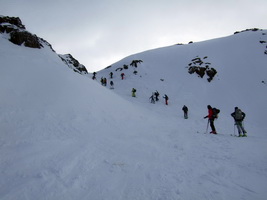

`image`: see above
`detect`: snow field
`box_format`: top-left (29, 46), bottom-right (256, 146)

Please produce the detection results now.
top-left (1, 29), bottom-right (267, 200)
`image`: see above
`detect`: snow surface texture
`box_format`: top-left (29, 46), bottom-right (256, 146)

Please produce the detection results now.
top-left (1, 29), bottom-right (267, 200)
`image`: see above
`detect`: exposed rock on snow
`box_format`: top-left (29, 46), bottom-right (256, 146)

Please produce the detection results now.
top-left (0, 16), bottom-right (25, 31)
top-left (0, 16), bottom-right (42, 48)
top-left (0, 15), bottom-right (88, 75)
top-left (59, 54), bottom-right (88, 75)
top-left (9, 30), bottom-right (43, 49)
top-left (187, 56), bottom-right (217, 82)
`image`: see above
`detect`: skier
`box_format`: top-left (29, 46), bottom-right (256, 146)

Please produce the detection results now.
top-left (163, 94), bottom-right (169, 105)
top-left (154, 91), bottom-right (160, 101)
top-left (103, 78), bottom-right (107, 86)
top-left (149, 94), bottom-right (155, 104)
top-left (182, 105), bottom-right (188, 119)
top-left (109, 72), bottom-right (113, 79)
top-left (92, 72), bottom-right (97, 80)
top-left (231, 107), bottom-right (247, 137)
top-left (132, 88), bottom-right (136, 97)
top-left (110, 81), bottom-right (114, 89)
top-left (121, 73), bottom-right (125, 80)
top-left (204, 105), bottom-right (217, 134)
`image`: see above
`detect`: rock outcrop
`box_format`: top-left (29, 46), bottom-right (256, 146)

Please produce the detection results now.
top-left (59, 54), bottom-right (88, 75)
top-left (0, 15), bottom-right (88, 75)
top-left (0, 16), bottom-right (42, 48)
top-left (187, 56), bottom-right (217, 82)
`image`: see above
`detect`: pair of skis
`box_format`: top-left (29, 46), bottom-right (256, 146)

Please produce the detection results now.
top-left (196, 132), bottom-right (246, 137)
top-left (196, 120), bottom-right (247, 137)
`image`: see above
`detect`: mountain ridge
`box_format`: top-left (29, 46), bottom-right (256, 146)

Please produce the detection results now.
top-left (0, 15), bottom-right (88, 75)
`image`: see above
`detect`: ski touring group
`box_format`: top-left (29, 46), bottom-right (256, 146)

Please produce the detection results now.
top-left (92, 72), bottom-right (248, 137)
top-left (203, 105), bottom-right (247, 137)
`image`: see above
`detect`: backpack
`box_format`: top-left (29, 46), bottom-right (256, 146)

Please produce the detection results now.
top-left (212, 108), bottom-right (220, 119)
top-left (183, 106), bottom-right (188, 112)
top-left (235, 109), bottom-right (243, 120)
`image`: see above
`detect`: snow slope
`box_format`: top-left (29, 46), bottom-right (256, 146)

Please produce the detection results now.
top-left (96, 29), bottom-right (267, 134)
top-left (1, 27), bottom-right (267, 200)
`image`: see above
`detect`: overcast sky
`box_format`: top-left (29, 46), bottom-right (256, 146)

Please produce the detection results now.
top-left (1, 0), bottom-right (266, 72)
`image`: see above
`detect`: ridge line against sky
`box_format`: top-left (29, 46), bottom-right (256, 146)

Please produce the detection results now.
top-left (1, 0), bottom-right (267, 72)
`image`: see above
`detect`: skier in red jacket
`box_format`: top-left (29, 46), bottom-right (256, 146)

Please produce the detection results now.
top-left (204, 105), bottom-right (217, 134)
top-left (121, 73), bottom-right (125, 80)
top-left (163, 94), bottom-right (169, 105)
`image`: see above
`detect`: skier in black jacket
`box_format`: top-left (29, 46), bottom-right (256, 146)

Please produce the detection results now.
top-left (182, 105), bottom-right (188, 119)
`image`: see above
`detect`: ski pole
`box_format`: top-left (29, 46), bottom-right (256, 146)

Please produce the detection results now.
top-left (234, 123), bottom-right (236, 136)
top-left (206, 120), bottom-right (209, 134)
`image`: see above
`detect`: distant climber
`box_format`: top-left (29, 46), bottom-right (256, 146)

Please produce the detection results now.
top-left (154, 91), bottom-right (159, 101)
top-left (132, 88), bottom-right (136, 97)
top-left (149, 94), bottom-right (155, 104)
top-left (110, 81), bottom-right (114, 89)
top-left (92, 72), bottom-right (97, 80)
top-left (103, 78), bottom-right (107, 86)
top-left (121, 73), bottom-right (125, 80)
top-left (163, 94), bottom-right (169, 105)
top-left (109, 72), bottom-right (113, 79)
top-left (182, 105), bottom-right (188, 119)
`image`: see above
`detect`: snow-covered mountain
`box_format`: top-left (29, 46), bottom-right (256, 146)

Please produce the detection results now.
top-left (96, 28), bottom-right (267, 134)
top-left (0, 15), bottom-right (267, 200)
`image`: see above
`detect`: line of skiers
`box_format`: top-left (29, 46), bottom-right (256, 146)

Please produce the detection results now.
top-left (92, 72), bottom-right (124, 89)
top-left (147, 100), bottom-right (247, 137)
top-left (149, 91), bottom-right (169, 105)
top-left (135, 91), bottom-right (248, 137)
top-left (93, 72), bottom-right (114, 89)
top-left (100, 77), bottom-right (114, 90)
top-left (94, 73), bottom-right (166, 105)
top-left (93, 73), bottom-right (247, 137)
